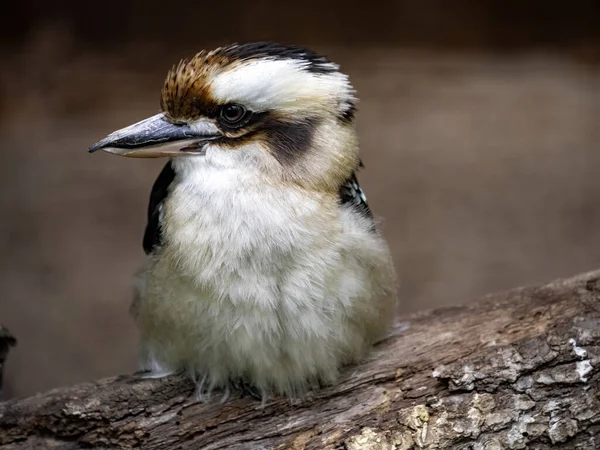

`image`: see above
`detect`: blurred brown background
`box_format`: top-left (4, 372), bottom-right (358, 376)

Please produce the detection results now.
top-left (1, 0), bottom-right (599, 399)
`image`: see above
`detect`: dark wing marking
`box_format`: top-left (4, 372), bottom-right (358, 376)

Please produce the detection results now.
top-left (339, 171), bottom-right (374, 222)
top-left (143, 161), bottom-right (175, 254)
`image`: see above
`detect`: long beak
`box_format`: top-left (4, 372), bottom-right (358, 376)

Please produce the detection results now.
top-left (88, 113), bottom-right (221, 158)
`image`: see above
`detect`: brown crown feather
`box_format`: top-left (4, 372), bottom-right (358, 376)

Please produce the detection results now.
top-left (159, 49), bottom-right (235, 122)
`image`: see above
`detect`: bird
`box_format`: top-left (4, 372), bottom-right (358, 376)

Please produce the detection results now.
top-left (89, 42), bottom-right (398, 402)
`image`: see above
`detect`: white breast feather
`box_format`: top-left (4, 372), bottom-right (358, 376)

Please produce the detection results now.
top-left (134, 155), bottom-right (396, 399)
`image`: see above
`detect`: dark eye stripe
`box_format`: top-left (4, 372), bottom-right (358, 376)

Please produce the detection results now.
top-left (209, 113), bottom-right (316, 165)
top-left (263, 117), bottom-right (317, 164)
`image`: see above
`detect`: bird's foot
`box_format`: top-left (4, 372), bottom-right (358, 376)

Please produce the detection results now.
top-left (230, 378), bottom-right (267, 404)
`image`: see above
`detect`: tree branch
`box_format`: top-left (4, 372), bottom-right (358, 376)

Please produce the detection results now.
top-left (1, 270), bottom-right (599, 449)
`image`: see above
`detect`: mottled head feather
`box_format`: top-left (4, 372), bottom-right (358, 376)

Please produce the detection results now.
top-left (160, 50), bottom-right (222, 121)
top-left (160, 42), bottom-right (355, 122)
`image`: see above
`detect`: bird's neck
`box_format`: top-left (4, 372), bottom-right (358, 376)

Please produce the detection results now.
top-left (161, 156), bottom-right (338, 278)
top-left (167, 155), bottom-right (335, 227)
top-left (171, 156), bottom-right (258, 191)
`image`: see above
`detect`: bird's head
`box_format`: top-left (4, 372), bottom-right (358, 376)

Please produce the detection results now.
top-left (89, 42), bottom-right (359, 190)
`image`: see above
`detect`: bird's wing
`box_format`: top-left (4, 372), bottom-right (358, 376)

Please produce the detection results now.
top-left (338, 171), bottom-right (374, 220)
top-left (143, 161), bottom-right (175, 254)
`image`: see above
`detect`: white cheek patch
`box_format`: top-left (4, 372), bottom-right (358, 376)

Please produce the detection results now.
top-left (209, 59), bottom-right (354, 114)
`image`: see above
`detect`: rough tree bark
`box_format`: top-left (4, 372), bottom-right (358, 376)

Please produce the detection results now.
top-left (1, 270), bottom-right (599, 449)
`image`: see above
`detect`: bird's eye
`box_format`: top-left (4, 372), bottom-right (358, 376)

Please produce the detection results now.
top-left (220, 104), bottom-right (247, 125)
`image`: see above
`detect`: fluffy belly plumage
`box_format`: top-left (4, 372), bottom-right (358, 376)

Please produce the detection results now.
top-left (135, 249), bottom-right (383, 398)
top-left (132, 178), bottom-right (397, 399)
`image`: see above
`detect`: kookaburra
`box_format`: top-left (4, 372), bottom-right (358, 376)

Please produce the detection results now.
top-left (89, 42), bottom-right (397, 401)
